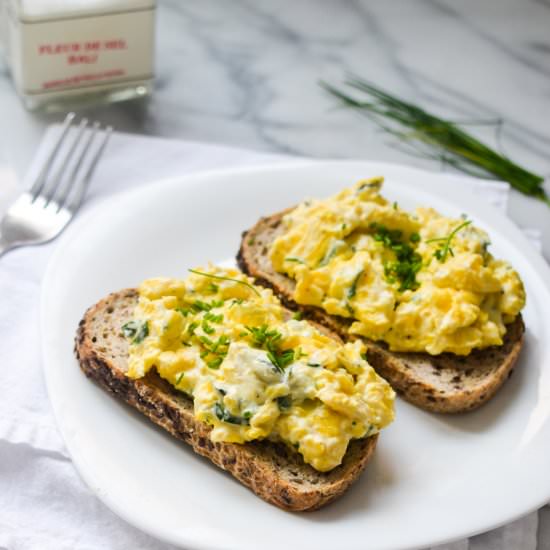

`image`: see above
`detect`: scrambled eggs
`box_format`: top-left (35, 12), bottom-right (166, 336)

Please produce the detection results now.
top-left (124, 266), bottom-right (395, 472)
top-left (270, 177), bottom-right (525, 355)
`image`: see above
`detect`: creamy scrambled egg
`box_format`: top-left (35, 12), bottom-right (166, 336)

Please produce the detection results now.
top-left (124, 266), bottom-right (395, 472)
top-left (270, 177), bottom-right (526, 355)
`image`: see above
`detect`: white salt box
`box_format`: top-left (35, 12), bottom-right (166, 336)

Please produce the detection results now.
top-left (0, 0), bottom-right (156, 110)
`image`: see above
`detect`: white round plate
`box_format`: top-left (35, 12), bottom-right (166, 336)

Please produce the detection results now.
top-left (42, 161), bottom-right (550, 550)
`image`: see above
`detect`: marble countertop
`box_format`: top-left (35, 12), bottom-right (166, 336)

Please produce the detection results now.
top-left (1, 0), bottom-right (549, 258)
top-left (0, 1), bottom-right (549, 548)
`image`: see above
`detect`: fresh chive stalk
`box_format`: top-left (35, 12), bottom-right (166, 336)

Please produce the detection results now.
top-left (426, 220), bottom-right (472, 262)
top-left (188, 269), bottom-right (261, 296)
top-left (320, 77), bottom-right (548, 206)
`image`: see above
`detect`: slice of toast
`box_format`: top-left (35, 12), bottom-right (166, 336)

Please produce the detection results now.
top-left (237, 210), bottom-right (525, 414)
top-left (75, 289), bottom-right (379, 512)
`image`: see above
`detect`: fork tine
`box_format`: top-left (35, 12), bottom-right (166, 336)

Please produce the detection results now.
top-left (29, 112), bottom-right (75, 200)
top-left (62, 124), bottom-right (112, 213)
top-left (44, 117), bottom-right (89, 207)
top-left (56, 121), bottom-right (99, 210)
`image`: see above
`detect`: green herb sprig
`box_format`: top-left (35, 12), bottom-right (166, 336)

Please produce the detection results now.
top-left (204, 312), bottom-right (223, 323)
top-left (214, 402), bottom-right (250, 425)
top-left (285, 257), bottom-right (305, 264)
top-left (245, 325), bottom-right (294, 373)
top-left (121, 320), bottom-right (149, 344)
top-left (197, 334), bottom-right (230, 369)
top-left (276, 395), bottom-right (292, 411)
top-left (321, 77), bottom-right (548, 206)
top-left (371, 223), bottom-right (422, 291)
top-left (426, 220), bottom-right (472, 263)
top-left (347, 270), bottom-right (364, 299)
top-left (319, 241), bottom-right (345, 267)
top-left (188, 269), bottom-right (261, 297)
top-left (191, 299), bottom-right (224, 313)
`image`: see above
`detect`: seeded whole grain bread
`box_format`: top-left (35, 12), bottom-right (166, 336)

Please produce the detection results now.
top-left (75, 289), bottom-right (379, 512)
top-left (237, 210), bottom-right (525, 414)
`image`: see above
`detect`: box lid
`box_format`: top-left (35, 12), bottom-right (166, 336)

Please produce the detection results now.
top-left (13, 0), bottom-right (156, 22)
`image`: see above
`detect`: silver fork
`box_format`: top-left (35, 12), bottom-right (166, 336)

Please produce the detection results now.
top-left (0, 112), bottom-right (112, 258)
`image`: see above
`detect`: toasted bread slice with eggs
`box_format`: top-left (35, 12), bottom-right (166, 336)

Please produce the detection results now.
top-left (237, 210), bottom-right (525, 414)
top-left (75, 289), bottom-right (379, 512)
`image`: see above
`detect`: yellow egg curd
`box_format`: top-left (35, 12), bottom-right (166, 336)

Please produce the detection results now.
top-left (124, 266), bottom-right (395, 472)
top-left (269, 177), bottom-right (526, 356)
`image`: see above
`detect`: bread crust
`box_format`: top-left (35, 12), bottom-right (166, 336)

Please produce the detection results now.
top-left (237, 210), bottom-right (525, 414)
top-left (74, 289), bottom-right (378, 512)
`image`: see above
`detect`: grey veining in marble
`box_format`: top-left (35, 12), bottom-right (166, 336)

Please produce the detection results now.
top-left (0, 1), bottom-right (549, 548)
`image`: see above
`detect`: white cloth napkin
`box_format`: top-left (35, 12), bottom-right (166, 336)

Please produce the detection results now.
top-left (0, 127), bottom-right (543, 550)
